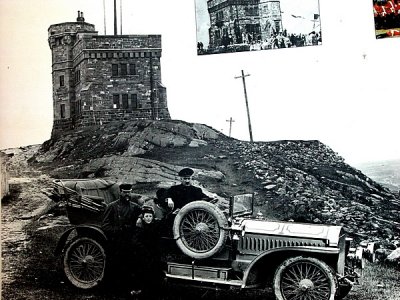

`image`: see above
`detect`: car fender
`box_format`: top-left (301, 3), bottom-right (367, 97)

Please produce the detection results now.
top-left (241, 246), bottom-right (340, 288)
top-left (54, 225), bottom-right (107, 256)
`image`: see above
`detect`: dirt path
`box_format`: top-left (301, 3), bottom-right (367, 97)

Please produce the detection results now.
top-left (1, 147), bottom-right (53, 288)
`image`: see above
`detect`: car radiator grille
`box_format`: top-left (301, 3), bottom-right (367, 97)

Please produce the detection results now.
top-left (239, 234), bottom-right (326, 254)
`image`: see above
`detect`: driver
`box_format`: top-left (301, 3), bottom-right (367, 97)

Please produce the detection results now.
top-left (101, 183), bottom-right (142, 294)
top-left (101, 183), bottom-right (141, 240)
top-left (166, 167), bottom-right (212, 210)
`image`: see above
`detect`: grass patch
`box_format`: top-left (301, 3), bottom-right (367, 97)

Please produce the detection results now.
top-left (346, 261), bottom-right (400, 300)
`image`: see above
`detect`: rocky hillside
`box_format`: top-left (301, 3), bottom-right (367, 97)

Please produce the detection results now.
top-left (27, 119), bottom-right (399, 242)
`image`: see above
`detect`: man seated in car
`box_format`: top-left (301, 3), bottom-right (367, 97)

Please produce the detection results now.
top-left (165, 167), bottom-right (212, 210)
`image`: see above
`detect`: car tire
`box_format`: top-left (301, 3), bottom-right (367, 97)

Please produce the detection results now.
top-left (63, 236), bottom-right (106, 289)
top-left (173, 201), bottom-right (228, 260)
top-left (273, 256), bottom-right (337, 300)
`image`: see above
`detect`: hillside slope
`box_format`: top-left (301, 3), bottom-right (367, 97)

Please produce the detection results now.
top-left (355, 159), bottom-right (400, 192)
top-left (30, 119), bottom-right (399, 240)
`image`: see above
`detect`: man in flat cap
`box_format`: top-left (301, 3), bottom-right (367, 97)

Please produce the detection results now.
top-left (101, 183), bottom-right (142, 292)
top-left (166, 167), bottom-right (212, 210)
top-left (102, 183), bottom-right (142, 239)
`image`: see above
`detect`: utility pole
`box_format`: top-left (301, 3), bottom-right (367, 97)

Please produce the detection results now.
top-left (120, 0), bottom-right (123, 35)
top-left (114, 0), bottom-right (117, 35)
top-left (103, 0), bottom-right (107, 35)
top-left (234, 70), bottom-right (253, 142)
top-left (226, 117), bottom-right (235, 137)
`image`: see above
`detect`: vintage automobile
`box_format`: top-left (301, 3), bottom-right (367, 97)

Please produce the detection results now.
top-left (49, 179), bottom-right (364, 300)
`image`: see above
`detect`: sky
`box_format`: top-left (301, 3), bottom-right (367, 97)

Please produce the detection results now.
top-left (0, 0), bottom-right (399, 165)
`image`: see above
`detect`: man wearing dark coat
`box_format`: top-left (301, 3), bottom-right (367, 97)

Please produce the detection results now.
top-left (102, 183), bottom-right (142, 240)
top-left (101, 183), bottom-right (142, 293)
top-left (166, 167), bottom-right (212, 210)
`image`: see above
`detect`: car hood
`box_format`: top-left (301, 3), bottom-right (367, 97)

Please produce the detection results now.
top-left (239, 219), bottom-right (342, 247)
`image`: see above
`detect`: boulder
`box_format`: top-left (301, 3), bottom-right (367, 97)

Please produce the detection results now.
top-left (386, 248), bottom-right (400, 263)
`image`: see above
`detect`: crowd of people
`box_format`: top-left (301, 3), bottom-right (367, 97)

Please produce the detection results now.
top-left (257, 31), bottom-right (322, 50)
top-left (200, 29), bottom-right (322, 54)
top-left (101, 167), bottom-right (212, 299)
top-left (373, 0), bottom-right (400, 30)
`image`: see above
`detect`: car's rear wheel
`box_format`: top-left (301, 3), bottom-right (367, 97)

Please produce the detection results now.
top-left (63, 237), bottom-right (106, 289)
top-left (273, 256), bottom-right (337, 300)
top-left (173, 201), bottom-right (228, 259)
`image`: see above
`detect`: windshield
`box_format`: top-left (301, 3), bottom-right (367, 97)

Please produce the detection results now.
top-left (230, 193), bottom-right (254, 217)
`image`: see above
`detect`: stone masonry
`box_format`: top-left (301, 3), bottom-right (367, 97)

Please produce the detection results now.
top-left (48, 12), bottom-right (170, 136)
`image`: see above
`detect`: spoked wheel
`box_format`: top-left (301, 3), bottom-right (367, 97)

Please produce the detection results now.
top-left (173, 201), bottom-right (228, 259)
top-left (63, 237), bottom-right (106, 289)
top-left (181, 209), bottom-right (220, 250)
top-left (274, 256), bottom-right (337, 300)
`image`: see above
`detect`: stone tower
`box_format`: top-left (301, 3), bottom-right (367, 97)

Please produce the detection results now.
top-left (48, 11), bottom-right (170, 136)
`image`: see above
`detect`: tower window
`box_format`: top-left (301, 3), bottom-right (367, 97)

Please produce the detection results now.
top-left (60, 104), bottom-right (66, 119)
top-left (131, 94), bottom-right (138, 109)
top-left (75, 70), bottom-right (81, 83)
top-left (59, 75), bottom-right (65, 87)
top-left (120, 64), bottom-right (127, 76)
top-left (113, 94), bottom-right (120, 108)
top-left (129, 64), bottom-right (136, 75)
top-left (216, 11), bottom-right (224, 21)
top-left (112, 64), bottom-right (118, 76)
top-left (122, 94), bottom-right (129, 109)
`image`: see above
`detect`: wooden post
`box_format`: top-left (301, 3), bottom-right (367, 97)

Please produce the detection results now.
top-left (234, 70), bottom-right (253, 142)
top-left (226, 117), bottom-right (235, 137)
top-left (114, 0), bottom-right (117, 35)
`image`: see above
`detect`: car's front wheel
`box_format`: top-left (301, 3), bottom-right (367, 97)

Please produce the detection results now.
top-left (273, 256), bottom-right (337, 300)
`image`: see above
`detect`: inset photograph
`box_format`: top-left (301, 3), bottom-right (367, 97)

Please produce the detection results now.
top-left (373, 0), bottom-right (400, 39)
top-left (195, 0), bottom-right (322, 55)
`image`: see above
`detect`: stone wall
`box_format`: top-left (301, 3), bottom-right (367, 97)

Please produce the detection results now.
top-left (48, 21), bottom-right (97, 129)
top-left (75, 108), bottom-right (170, 127)
top-left (77, 35), bottom-right (168, 126)
top-left (83, 34), bottom-right (162, 49)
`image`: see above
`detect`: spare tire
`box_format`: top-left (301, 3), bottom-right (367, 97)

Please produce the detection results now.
top-left (173, 201), bottom-right (228, 260)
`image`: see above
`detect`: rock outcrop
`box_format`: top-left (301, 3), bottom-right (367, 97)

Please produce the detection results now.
top-left (27, 119), bottom-right (399, 243)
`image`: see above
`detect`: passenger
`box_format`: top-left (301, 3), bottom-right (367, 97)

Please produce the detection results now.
top-left (166, 167), bottom-right (212, 210)
top-left (134, 205), bottom-right (164, 299)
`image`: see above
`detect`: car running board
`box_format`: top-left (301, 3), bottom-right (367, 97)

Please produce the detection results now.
top-left (166, 262), bottom-right (242, 286)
